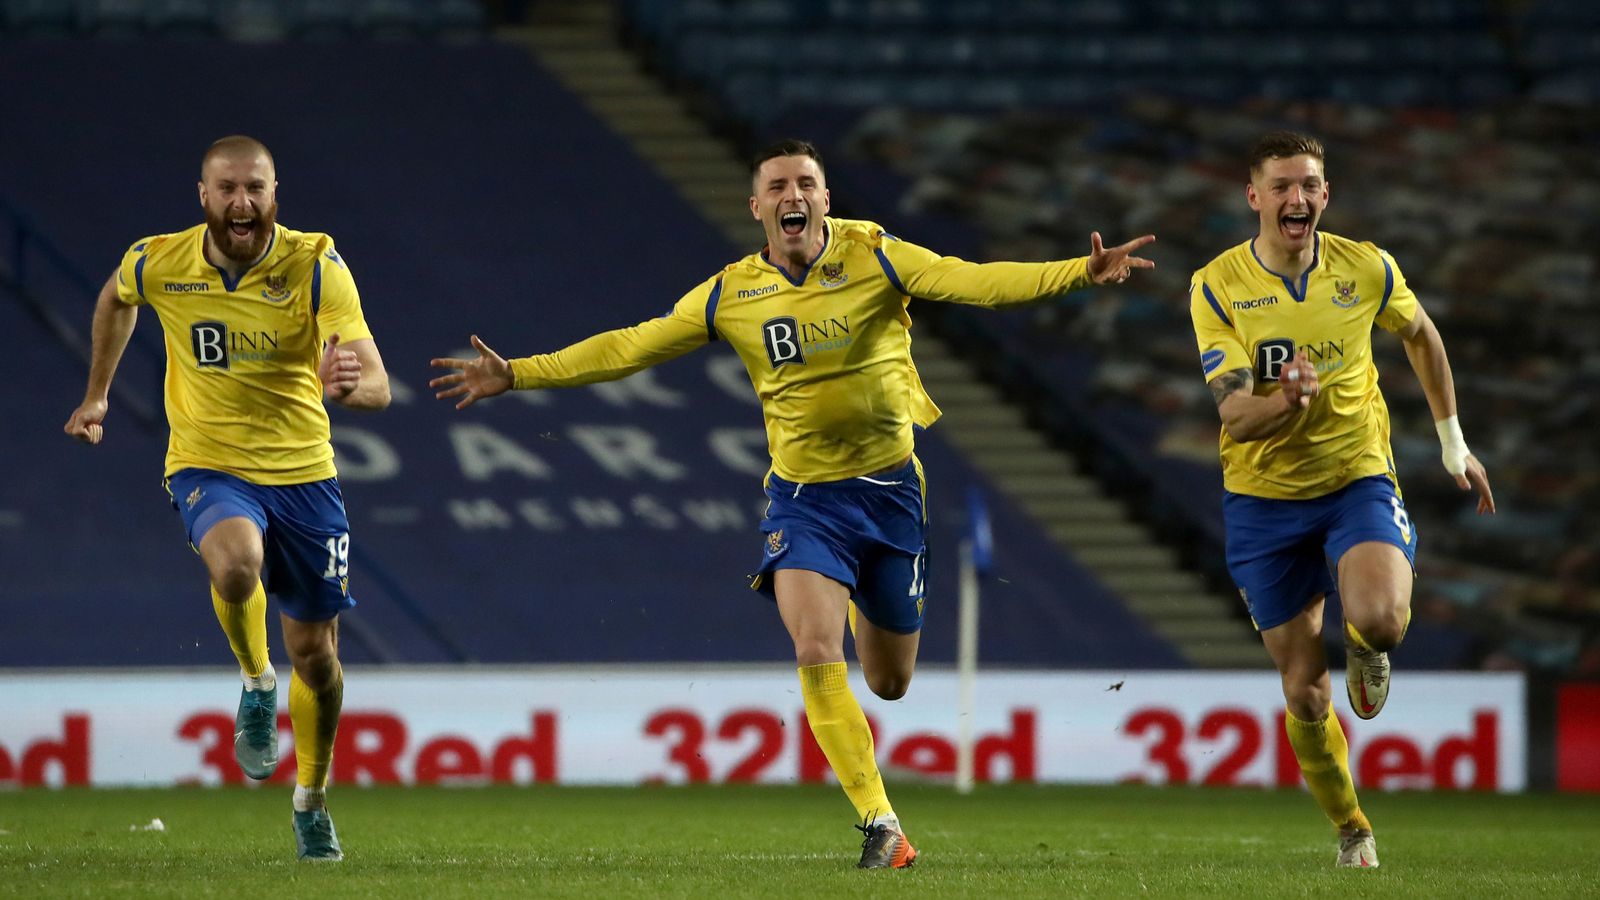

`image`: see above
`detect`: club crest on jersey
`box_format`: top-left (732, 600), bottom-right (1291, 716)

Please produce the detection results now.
top-left (261, 274), bottom-right (291, 302)
top-left (818, 262), bottom-right (848, 288)
top-left (1331, 279), bottom-right (1360, 308)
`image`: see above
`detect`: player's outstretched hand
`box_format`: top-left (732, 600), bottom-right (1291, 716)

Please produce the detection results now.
top-left (64, 398), bottom-right (108, 445)
top-left (319, 333), bottom-right (363, 401)
top-left (431, 335), bottom-right (513, 410)
top-left (1458, 453), bottom-right (1496, 515)
top-left (1278, 351), bottom-right (1319, 409)
top-left (1088, 232), bottom-right (1157, 285)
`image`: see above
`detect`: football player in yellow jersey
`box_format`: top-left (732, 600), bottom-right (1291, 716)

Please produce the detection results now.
top-left (1188, 132), bottom-right (1495, 868)
top-left (63, 136), bottom-right (390, 861)
top-left (432, 139), bottom-right (1154, 868)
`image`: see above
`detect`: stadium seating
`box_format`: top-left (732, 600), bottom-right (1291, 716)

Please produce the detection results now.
top-left (618, 0), bottom-right (1600, 673)
top-left (0, 0), bottom-right (485, 38)
top-left (619, 0), bottom-right (1589, 122)
top-left (0, 36), bottom-right (1185, 670)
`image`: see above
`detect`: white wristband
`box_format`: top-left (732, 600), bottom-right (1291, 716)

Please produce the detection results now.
top-left (1436, 415), bottom-right (1469, 476)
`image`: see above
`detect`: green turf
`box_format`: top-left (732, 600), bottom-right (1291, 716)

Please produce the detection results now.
top-left (1, 784), bottom-right (1595, 898)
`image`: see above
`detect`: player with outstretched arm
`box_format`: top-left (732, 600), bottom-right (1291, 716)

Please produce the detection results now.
top-left (431, 139), bottom-right (1154, 869)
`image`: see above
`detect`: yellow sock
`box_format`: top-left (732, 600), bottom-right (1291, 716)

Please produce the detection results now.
top-left (1345, 606), bottom-right (1412, 654)
top-left (212, 582), bottom-right (270, 678)
top-left (1344, 620), bottom-right (1373, 652)
top-left (290, 665), bottom-right (343, 790)
top-left (799, 662), bottom-right (893, 822)
top-left (1285, 705), bottom-right (1369, 832)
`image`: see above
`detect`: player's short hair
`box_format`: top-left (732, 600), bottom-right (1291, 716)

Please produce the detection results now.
top-left (1248, 132), bottom-right (1324, 176)
top-left (749, 139), bottom-right (824, 179)
top-left (201, 135), bottom-right (275, 178)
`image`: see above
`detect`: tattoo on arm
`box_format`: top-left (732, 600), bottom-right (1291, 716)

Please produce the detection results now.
top-left (1208, 367), bottom-right (1253, 407)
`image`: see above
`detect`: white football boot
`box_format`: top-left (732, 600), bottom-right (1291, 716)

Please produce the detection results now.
top-left (1336, 828), bottom-right (1379, 868)
top-left (1344, 629), bottom-right (1391, 720)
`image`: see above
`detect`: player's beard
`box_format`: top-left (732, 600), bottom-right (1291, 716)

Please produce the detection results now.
top-left (205, 200), bottom-right (278, 263)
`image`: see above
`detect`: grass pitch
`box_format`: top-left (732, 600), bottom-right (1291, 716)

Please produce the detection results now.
top-left (1, 784), bottom-right (1595, 898)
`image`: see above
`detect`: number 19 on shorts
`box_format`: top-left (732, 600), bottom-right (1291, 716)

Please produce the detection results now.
top-left (323, 532), bottom-right (350, 579)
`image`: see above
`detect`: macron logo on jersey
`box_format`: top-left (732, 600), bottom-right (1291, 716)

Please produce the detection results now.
top-left (1232, 295), bottom-right (1277, 310)
top-left (738, 284), bottom-right (779, 299)
top-left (165, 281), bottom-right (212, 293)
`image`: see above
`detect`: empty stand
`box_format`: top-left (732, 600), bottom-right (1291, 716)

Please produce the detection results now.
top-left (0, 35), bottom-right (1185, 669)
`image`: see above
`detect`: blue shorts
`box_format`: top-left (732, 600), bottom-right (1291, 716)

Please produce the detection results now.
top-left (165, 467), bottom-right (357, 622)
top-left (1224, 474), bottom-right (1417, 631)
top-left (751, 458), bottom-right (928, 635)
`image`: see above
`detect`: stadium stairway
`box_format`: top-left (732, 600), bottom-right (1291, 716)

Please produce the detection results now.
top-left (512, 0), bottom-right (1266, 670)
top-left (510, 1), bottom-right (754, 244)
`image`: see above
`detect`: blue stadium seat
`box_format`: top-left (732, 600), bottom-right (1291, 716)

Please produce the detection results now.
top-left (1529, 30), bottom-right (1600, 67)
top-left (432, 0), bottom-right (483, 36)
top-left (79, 0), bottom-right (147, 34)
top-left (668, 0), bottom-right (725, 34)
top-left (856, 0), bottom-right (937, 29)
top-left (144, 0), bottom-right (216, 34)
top-left (2, 0), bottom-right (76, 33)
top-left (988, 36), bottom-right (1055, 72)
top-left (355, 0), bottom-right (430, 38)
top-left (1523, 0), bottom-right (1600, 26)
top-left (723, 71), bottom-right (775, 122)
top-left (793, 32), bottom-right (862, 71)
top-left (290, 0), bottom-right (351, 38)
top-left (728, 0), bottom-right (798, 28)
top-left (1010, 0), bottom-right (1124, 27)
top-left (215, 0), bottom-right (290, 41)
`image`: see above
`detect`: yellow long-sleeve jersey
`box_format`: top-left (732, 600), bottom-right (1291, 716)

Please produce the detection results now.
top-left (511, 217), bottom-right (1092, 483)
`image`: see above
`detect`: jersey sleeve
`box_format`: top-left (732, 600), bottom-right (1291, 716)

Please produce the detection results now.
top-left (114, 236), bottom-right (161, 306)
top-left (509, 273), bottom-right (716, 390)
top-left (1370, 245), bottom-right (1420, 333)
top-left (313, 239), bottom-right (374, 344)
top-left (876, 233), bottom-right (1092, 306)
top-left (1189, 274), bottom-right (1249, 383)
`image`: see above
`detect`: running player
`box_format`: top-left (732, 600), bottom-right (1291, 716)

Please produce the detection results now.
top-left (64, 135), bottom-right (390, 861)
top-left (431, 139), bottom-right (1154, 869)
top-left (1188, 131), bottom-right (1494, 867)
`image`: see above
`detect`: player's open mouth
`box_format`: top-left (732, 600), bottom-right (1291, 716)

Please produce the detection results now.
top-left (1280, 212), bottom-right (1311, 240)
top-left (780, 211), bottom-right (806, 236)
top-left (229, 217), bottom-right (256, 238)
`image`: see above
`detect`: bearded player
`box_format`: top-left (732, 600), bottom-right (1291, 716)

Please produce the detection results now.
top-left (64, 135), bottom-right (390, 861)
